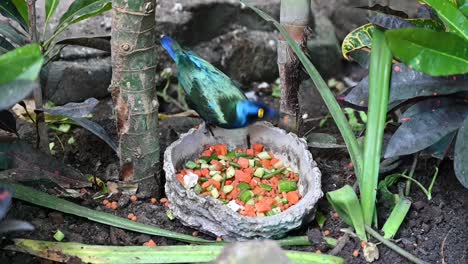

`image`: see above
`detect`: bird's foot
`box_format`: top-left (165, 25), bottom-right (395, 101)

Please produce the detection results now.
top-left (204, 124), bottom-right (215, 137)
top-left (246, 134), bottom-right (251, 149)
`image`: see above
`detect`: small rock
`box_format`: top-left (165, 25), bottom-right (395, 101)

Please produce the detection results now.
top-left (307, 228), bottom-right (323, 244)
top-left (421, 223), bottom-right (431, 233)
top-left (134, 234), bottom-right (152, 244)
top-left (48, 212), bottom-right (64, 225)
top-left (412, 201), bottom-right (426, 211)
top-left (104, 163), bottom-right (120, 181)
top-left (118, 195), bottom-right (130, 208)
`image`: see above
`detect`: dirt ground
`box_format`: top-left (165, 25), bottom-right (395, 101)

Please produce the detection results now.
top-left (1, 96), bottom-right (467, 264)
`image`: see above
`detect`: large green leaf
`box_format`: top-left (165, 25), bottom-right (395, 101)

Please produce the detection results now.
top-left (385, 104), bottom-right (468, 157)
top-left (0, 0), bottom-right (28, 29)
top-left (381, 198), bottom-right (411, 239)
top-left (454, 116), bottom-right (468, 188)
top-left (12, 0), bottom-right (29, 27)
top-left (0, 21), bottom-right (28, 48)
top-left (422, 0), bottom-right (468, 40)
top-left (460, 2), bottom-right (468, 16)
top-left (56, 0), bottom-right (111, 32)
top-left (0, 44), bottom-right (43, 110)
top-left (341, 19), bottom-right (444, 62)
top-left (386, 28), bottom-right (468, 76)
top-left (45, 0), bottom-right (60, 28)
top-left (345, 63), bottom-right (468, 107)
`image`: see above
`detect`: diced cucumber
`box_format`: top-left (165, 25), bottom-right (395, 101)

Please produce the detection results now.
top-left (273, 160), bottom-right (283, 169)
top-left (256, 212), bottom-right (265, 217)
top-left (226, 167), bottom-right (236, 178)
top-left (272, 207), bottom-right (281, 214)
top-left (201, 163), bottom-right (210, 169)
top-left (226, 151), bottom-right (236, 159)
top-left (237, 182), bottom-right (251, 191)
top-left (210, 170), bottom-right (221, 176)
top-left (218, 155), bottom-right (228, 160)
top-left (236, 152), bottom-right (247, 158)
top-left (239, 190), bottom-right (253, 202)
top-left (185, 161), bottom-right (199, 169)
top-left (212, 174), bottom-right (223, 182)
top-left (219, 160), bottom-right (226, 166)
top-left (278, 180), bottom-right (298, 193)
top-left (198, 159), bottom-right (207, 164)
top-left (211, 188), bottom-right (219, 199)
top-left (257, 151), bottom-right (271, 160)
top-left (209, 165), bottom-right (219, 171)
top-left (222, 185), bottom-right (234, 194)
top-left (206, 185), bottom-right (214, 191)
top-left (246, 199), bottom-right (255, 205)
top-left (229, 161), bottom-right (241, 168)
top-left (254, 168), bottom-right (265, 178)
top-left (194, 184), bottom-right (203, 194)
top-left (275, 196), bottom-right (282, 205)
top-left (259, 183), bottom-right (272, 191)
top-left (282, 198), bottom-right (288, 204)
top-left (200, 177), bottom-right (209, 182)
top-left (248, 159), bottom-right (255, 168)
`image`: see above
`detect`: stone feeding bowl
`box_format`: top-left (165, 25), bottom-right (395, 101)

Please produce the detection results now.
top-left (163, 122), bottom-right (323, 241)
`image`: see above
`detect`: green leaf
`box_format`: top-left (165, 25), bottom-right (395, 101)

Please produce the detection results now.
top-left (242, 0), bottom-right (363, 177)
top-left (12, 0), bottom-right (29, 27)
top-left (382, 198), bottom-right (411, 239)
top-left (360, 29), bottom-right (392, 226)
top-left (341, 19), bottom-right (444, 62)
top-left (460, 2), bottom-right (468, 16)
top-left (57, 0), bottom-right (111, 32)
top-left (0, 0), bottom-right (28, 29)
top-left (0, 44), bottom-right (43, 110)
top-left (45, 0), bottom-right (60, 29)
top-left (386, 28), bottom-right (468, 76)
top-left (0, 21), bottom-right (28, 48)
top-left (326, 185), bottom-right (367, 241)
top-left (7, 239), bottom-right (344, 264)
top-left (454, 116), bottom-right (468, 188)
top-left (421, 0), bottom-right (468, 40)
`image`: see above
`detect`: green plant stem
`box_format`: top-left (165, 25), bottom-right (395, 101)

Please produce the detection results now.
top-left (241, 1), bottom-right (363, 177)
top-left (397, 174), bottom-right (432, 200)
top-left (365, 225), bottom-right (428, 264)
top-left (405, 153), bottom-right (419, 196)
top-left (427, 166), bottom-right (439, 197)
top-left (360, 29), bottom-right (392, 225)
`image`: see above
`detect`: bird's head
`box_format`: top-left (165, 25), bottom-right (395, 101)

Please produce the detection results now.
top-left (235, 100), bottom-right (278, 127)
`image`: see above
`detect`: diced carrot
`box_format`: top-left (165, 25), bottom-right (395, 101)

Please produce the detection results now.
top-left (200, 168), bottom-right (210, 177)
top-left (287, 191), bottom-right (301, 205)
top-left (202, 180), bottom-right (212, 189)
top-left (237, 157), bottom-right (250, 169)
top-left (243, 167), bottom-right (254, 176)
top-left (244, 205), bottom-right (256, 216)
top-left (225, 180), bottom-right (233, 185)
top-left (176, 174), bottom-right (184, 185)
top-left (211, 180), bottom-right (221, 190)
top-left (201, 150), bottom-right (213, 157)
top-left (253, 186), bottom-right (264, 195)
top-left (262, 197), bottom-right (276, 206)
top-left (260, 160), bottom-right (272, 170)
top-left (255, 202), bottom-right (272, 213)
top-left (253, 144), bottom-right (264, 152)
top-left (269, 152), bottom-right (276, 159)
top-left (235, 170), bottom-right (252, 183)
top-left (193, 170), bottom-right (203, 176)
top-left (270, 158), bottom-right (280, 165)
top-left (246, 149), bottom-right (254, 157)
top-left (213, 144), bottom-right (228, 156)
top-left (201, 191), bottom-right (211, 196)
top-left (249, 178), bottom-right (259, 187)
top-left (210, 160), bottom-right (223, 171)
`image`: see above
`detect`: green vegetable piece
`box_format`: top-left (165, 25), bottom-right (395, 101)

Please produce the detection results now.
top-left (208, 165), bottom-right (219, 171)
top-left (273, 160), bottom-right (283, 169)
top-left (254, 168), bottom-right (265, 178)
top-left (281, 198), bottom-right (288, 204)
top-left (206, 185), bottom-right (214, 191)
top-left (229, 161), bottom-right (241, 169)
top-left (246, 199), bottom-right (255, 205)
top-left (218, 155), bottom-right (227, 160)
top-left (237, 182), bottom-right (251, 191)
top-left (194, 184), bottom-right (203, 194)
top-left (185, 161), bottom-right (198, 169)
top-left (236, 152), bottom-right (247, 158)
top-left (226, 167), bottom-right (236, 178)
top-left (222, 185), bottom-right (234, 194)
top-left (200, 163), bottom-right (210, 169)
top-left (239, 190), bottom-right (253, 202)
top-left (248, 159), bottom-right (255, 168)
top-left (263, 168), bottom-right (286, 179)
top-left (53, 230), bottom-right (65, 241)
top-left (200, 154), bottom-right (218, 162)
top-left (257, 151), bottom-right (271, 160)
top-left (198, 159), bottom-right (207, 164)
top-left (278, 180), bottom-right (298, 193)
top-left (324, 237), bottom-right (338, 247)
top-left (211, 188), bottom-right (219, 199)
top-left (275, 196), bottom-right (282, 205)
top-left (209, 170), bottom-right (221, 176)
top-left (166, 209), bottom-right (175, 220)
top-left (212, 174), bottom-right (223, 182)
top-left (259, 184), bottom-right (272, 191)
top-left (226, 151), bottom-right (236, 159)
top-left (272, 207), bottom-right (281, 214)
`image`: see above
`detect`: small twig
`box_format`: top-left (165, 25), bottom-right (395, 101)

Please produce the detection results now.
top-left (329, 233), bottom-right (349, 256)
top-left (365, 225), bottom-right (428, 264)
top-left (405, 153), bottom-right (419, 196)
top-left (441, 228), bottom-right (451, 264)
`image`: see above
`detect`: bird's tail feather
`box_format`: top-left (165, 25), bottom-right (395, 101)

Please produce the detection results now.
top-left (160, 35), bottom-right (182, 61)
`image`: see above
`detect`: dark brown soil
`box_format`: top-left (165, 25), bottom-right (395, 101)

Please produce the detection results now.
top-left (1, 97), bottom-right (467, 264)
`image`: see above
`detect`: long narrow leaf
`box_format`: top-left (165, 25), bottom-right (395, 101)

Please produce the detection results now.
top-left (241, 0), bottom-right (363, 177)
top-left (44, 0), bottom-right (60, 32)
top-left (421, 0), bottom-right (468, 40)
top-left (6, 239), bottom-right (344, 264)
top-left (360, 29), bottom-right (392, 226)
top-left (382, 198), bottom-right (411, 239)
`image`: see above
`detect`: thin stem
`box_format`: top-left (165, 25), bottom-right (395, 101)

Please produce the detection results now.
top-left (405, 153), bottom-right (419, 196)
top-left (365, 225), bottom-right (428, 264)
top-left (427, 166), bottom-right (439, 197)
top-left (397, 174), bottom-right (431, 200)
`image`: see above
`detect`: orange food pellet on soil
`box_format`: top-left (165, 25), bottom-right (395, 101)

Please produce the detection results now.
top-left (150, 198), bottom-right (158, 205)
top-left (102, 199), bottom-right (109, 206)
top-left (127, 213), bottom-right (135, 219)
top-left (192, 231), bottom-right (199, 237)
top-left (315, 250), bottom-right (322, 254)
top-left (216, 237), bottom-right (223, 242)
top-left (144, 239), bottom-right (157, 247)
top-left (131, 216), bottom-right (137, 221)
top-left (160, 198), bottom-right (168, 204)
top-left (130, 195), bottom-right (138, 202)
top-left (332, 212), bottom-right (340, 219)
top-left (323, 230), bottom-right (331, 236)
top-left (110, 201), bottom-right (118, 210)
top-left (353, 249), bottom-right (360, 257)
top-left (360, 241), bottom-right (368, 248)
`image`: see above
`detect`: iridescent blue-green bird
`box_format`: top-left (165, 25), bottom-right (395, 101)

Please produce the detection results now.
top-left (161, 36), bottom-right (277, 130)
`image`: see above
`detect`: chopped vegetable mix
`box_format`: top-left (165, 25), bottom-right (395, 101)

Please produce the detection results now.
top-left (175, 144), bottom-right (302, 217)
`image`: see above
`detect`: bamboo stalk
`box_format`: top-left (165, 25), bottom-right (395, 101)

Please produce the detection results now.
top-left (27, 0), bottom-right (49, 153)
top-left (110, 0), bottom-right (160, 196)
top-left (278, 0), bottom-right (311, 135)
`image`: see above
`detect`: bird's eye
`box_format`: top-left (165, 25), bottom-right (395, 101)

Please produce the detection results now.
top-left (257, 108), bottom-right (264, 118)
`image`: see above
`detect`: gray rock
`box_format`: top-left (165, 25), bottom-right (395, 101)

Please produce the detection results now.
top-left (44, 57), bottom-right (111, 105)
top-left (213, 240), bottom-right (292, 264)
top-left (164, 122), bottom-right (323, 240)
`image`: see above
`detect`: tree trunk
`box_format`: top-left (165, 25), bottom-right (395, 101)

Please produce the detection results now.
top-left (278, 0), bottom-right (311, 135)
top-left (110, 0), bottom-right (160, 197)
